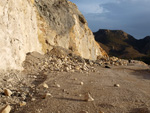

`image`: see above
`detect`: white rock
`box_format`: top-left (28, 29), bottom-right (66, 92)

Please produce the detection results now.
top-left (79, 94), bottom-right (82, 97)
top-left (80, 82), bottom-right (84, 85)
top-left (0, 105), bottom-right (11, 113)
top-left (43, 83), bottom-right (49, 89)
top-left (46, 93), bottom-right (53, 97)
top-left (19, 101), bottom-right (26, 107)
top-left (85, 93), bottom-right (94, 102)
top-left (75, 66), bottom-right (80, 70)
top-left (65, 67), bottom-right (70, 72)
top-left (31, 98), bottom-right (36, 101)
top-left (4, 89), bottom-right (12, 96)
top-left (0, 0), bottom-right (43, 70)
top-left (42, 93), bottom-right (53, 99)
top-left (114, 84), bottom-right (120, 87)
top-left (56, 84), bottom-right (60, 88)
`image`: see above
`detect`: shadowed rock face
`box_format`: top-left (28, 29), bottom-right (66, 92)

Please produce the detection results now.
top-left (35, 0), bottom-right (76, 34)
top-left (0, 0), bottom-right (107, 70)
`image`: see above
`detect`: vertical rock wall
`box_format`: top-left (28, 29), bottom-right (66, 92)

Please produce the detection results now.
top-left (0, 0), bottom-right (42, 70)
top-left (0, 0), bottom-right (107, 70)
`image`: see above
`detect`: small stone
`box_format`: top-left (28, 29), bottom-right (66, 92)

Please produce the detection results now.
top-left (4, 89), bottom-right (12, 96)
top-left (62, 89), bottom-right (66, 92)
top-left (99, 111), bottom-right (104, 113)
top-left (19, 101), bottom-right (26, 107)
top-left (74, 78), bottom-right (77, 81)
top-left (79, 110), bottom-right (88, 113)
top-left (33, 76), bottom-right (37, 79)
top-left (46, 93), bottom-right (53, 97)
top-left (79, 94), bottom-right (82, 97)
top-left (80, 82), bottom-right (84, 85)
top-left (0, 105), bottom-right (11, 113)
top-left (42, 93), bottom-right (53, 99)
top-left (84, 93), bottom-right (94, 102)
top-left (56, 84), bottom-right (60, 88)
top-left (43, 83), bottom-right (49, 89)
top-left (114, 84), bottom-right (120, 87)
top-left (65, 67), bottom-right (70, 72)
top-left (31, 98), bottom-right (36, 101)
top-left (75, 66), bottom-right (80, 70)
top-left (89, 61), bottom-right (93, 66)
top-left (70, 69), bottom-right (75, 72)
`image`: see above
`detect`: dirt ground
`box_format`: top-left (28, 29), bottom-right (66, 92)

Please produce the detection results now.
top-left (4, 63), bottom-right (148, 113)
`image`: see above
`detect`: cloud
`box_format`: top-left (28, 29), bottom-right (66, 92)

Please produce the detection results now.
top-left (76, 4), bottom-right (105, 14)
top-left (70, 0), bottom-right (107, 14)
top-left (69, 0), bottom-right (150, 39)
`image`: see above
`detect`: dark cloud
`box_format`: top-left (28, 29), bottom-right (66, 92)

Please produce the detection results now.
top-left (69, 0), bottom-right (150, 39)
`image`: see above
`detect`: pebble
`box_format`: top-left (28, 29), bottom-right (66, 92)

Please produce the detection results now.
top-left (43, 83), bottom-right (49, 89)
top-left (4, 89), bottom-right (12, 96)
top-left (0, 105), bottom-right (11, 113)
top-left (62, 89), bottom-right (66, 92)
top-left (80, 82), bottom-right (84, 85)
top-left (79, 94), bottom-right (82, 97)
top-left (19, 101), bottom-right (26, 107)
top-left (79, 110), bottom-right (88, 113)
top-left (56, 84), bottom-right (60, 88)
top-left (114, 84), bottom-right (120, 87)
top-left (84, 93), bottom-right (94, 102)
top-left (42, 93), bottom-right (53, 99)
top-left (31, 98), bottom-right (36, 101)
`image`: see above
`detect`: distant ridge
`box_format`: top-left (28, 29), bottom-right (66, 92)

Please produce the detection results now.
top-left (94, 29), bottom-right (150, 64)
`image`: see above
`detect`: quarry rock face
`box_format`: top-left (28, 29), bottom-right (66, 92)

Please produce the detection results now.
top-left (0, 0), bottom-right (107, 70)
top-left (0, 0), bottom-right (43, 70)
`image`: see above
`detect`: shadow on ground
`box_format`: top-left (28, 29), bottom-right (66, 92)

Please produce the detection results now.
top-left (56, 97), bottom-right (85, 102)
top-left (130, 107), bottom-right (150, 113)
top-left (131, 69), bottom-right (150, 80)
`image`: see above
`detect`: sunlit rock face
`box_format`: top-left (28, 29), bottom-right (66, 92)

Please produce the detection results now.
top-left (0, 0), bottom-right (43, 70)
top-left (0, 0), bottom-right (107, 70)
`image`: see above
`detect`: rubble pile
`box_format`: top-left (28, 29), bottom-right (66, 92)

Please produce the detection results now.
top-left (23, 50), bottom-right (97, 74)
top-left (23, 48), bottom-right (134, 74)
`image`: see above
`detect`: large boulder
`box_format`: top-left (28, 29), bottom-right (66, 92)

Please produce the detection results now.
top-left (0, 0), bottom-right (107, 70)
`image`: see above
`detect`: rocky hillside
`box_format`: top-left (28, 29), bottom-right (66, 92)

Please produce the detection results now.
top-left (94, 29), bottom-right (150, 64)
top-left (138, 36), bottom-right (150, 55)
top-left (0, 0), bottom-right (107, 70)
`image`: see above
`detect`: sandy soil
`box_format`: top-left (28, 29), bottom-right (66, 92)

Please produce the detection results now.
top-left (8, 64), bottom-right (150, 113)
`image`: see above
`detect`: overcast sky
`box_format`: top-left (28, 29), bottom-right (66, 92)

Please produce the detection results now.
top-left (69, 0), bottom-right (150, 39)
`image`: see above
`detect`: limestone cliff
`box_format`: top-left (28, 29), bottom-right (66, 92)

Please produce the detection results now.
top-left (0, 0), bottom-right (43, 70)
top-left (0, 0), bottom-right (107, 70)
